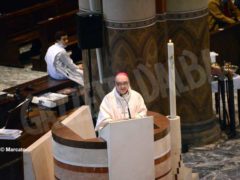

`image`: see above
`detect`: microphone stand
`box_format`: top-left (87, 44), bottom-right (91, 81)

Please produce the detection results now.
top-left (87, 49), bottom-right (94, 114)
top-left (121, 95), bottom-right (131, 119)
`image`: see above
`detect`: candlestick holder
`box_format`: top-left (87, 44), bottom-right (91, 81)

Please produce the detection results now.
top-left (223, 62), bottom-right (238, 79)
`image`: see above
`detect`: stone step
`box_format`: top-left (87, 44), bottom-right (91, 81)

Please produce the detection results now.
top-left (192, 173), bottom-right (199, 180)
top-left (176, 165), bottom-right (192, 180)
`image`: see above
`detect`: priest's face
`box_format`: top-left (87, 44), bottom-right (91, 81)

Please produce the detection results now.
top-left (115, 74), bottom-right (129, 95)
top-left (59, 35), bottom-right (69, 47)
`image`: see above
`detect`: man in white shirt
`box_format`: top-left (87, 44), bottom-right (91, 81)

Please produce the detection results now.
top-left (45, 31), bottom-right (84, 86)
top-left (95, 72), bottom-right (147, 131)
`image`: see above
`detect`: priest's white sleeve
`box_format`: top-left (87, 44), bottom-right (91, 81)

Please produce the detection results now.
top-left (135, 94), bottom-right (147, 118)
top-left (54, 52), bottom-right (84, 86)
top-left (95, 97), bottom-right (113, 131)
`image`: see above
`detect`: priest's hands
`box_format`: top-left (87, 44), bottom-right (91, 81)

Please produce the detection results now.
top-left (78, 63), bottom-right (84, 70)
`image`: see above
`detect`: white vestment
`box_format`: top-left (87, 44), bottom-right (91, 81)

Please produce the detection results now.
top-left (45, 43), bottom-right (84, 86)
top-left (95, 87), bottom-right (147, 131)
top-left (45, 43), bottom-right (67, 80)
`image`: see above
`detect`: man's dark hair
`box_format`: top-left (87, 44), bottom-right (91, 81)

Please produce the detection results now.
top-left (54, 31), bottom-right (67, 41)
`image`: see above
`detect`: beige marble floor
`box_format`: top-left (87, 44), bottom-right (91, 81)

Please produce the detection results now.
top-left (0, 65), bottom-right (47, 91)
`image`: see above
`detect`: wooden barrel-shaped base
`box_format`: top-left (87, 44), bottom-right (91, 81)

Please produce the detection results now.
top-left (52, 111), bottom-right (171, 180)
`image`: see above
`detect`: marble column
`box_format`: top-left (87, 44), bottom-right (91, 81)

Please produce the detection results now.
top-left (166, 0), bottom-right (220, 145)
top-left (102, 0), bottom-right (162, 110)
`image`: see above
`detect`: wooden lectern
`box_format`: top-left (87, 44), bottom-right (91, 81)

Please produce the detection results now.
top-left (99, 117), bottom-right (155, 180)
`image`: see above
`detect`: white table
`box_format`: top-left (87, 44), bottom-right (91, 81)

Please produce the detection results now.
top-left (211, 75), bottom-right (240, 93)
top-left (211, 75), bottom-right (240, 136)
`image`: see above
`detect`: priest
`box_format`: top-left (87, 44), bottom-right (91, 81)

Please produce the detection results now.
top-left (95, 72), bottom-right (147, 131)
top-left (45, 31), bottom-right (84, 86)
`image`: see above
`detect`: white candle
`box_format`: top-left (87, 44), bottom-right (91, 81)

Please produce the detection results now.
top-left (168, 39), bottom-right (176, 118)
